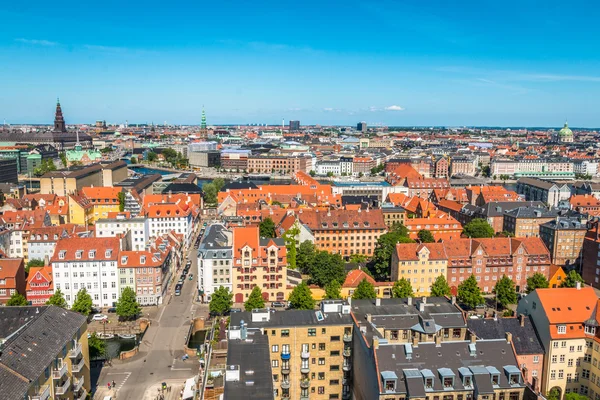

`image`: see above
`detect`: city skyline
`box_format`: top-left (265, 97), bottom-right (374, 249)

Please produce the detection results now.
top-left (1, 1), bottom-right (600, 126)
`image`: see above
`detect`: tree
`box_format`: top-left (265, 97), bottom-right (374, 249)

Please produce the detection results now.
top-left (115, 287), bottom-right (141, 321)
top-left (353, 278), bottom-right (377, 299)
top-left (497, 230), bottom-right (515, 238)
top-left (100, 147), bottom-right (113, 154)
top-left (288, 282), bottom-right (315, 310)
top-left (326, 172), bottom-right (334, 177)
top-left (46, 288), bottom-right (68, 308)
top-left (6, 291), bottom-right (28, 306)
top-left (130, 156), bottom-right (138, 164)
top-left (369, 230), bottom-right (415, 280)
top-left (494, 275), bottom-right (518, 308)
top-left (244, 286), bottom-right (265, 311)
top-left (358, 172), bottom-right (364, 178)
top-left (392, 278), bottom-right (414, 298)
top-left (117, 191), bottom-right (125, 212)
top-left (259, 217), bottom-right (276, 238)
top-left (147, 151), bottom-right (158, 162)
top-left (71, 288), bottom-right (93, 316)
top-left (309, 170), bottom-right (316, 177)
top-left (203, 182), bottom-right (218, 204)
top-left (33, 159), bottom-right (57, 177)
top-left (458, 275), bottom-right (484, 309)
top-left (526, 272), bottom-right (549, 293)
top-left (349, 254), bottom-right (368, 264)
top-left (309, 251), bottom-right (346, 288)
top-left (462, 218), bottom-right (494, 238)
top-left (296, 241), bottom-right (315, 274)
top-left (546, 388), bottom-right (561, 400)
top-left (162, 148), bottom-right (179, 166)
top-left (88, 333), bottom-right (106, 359)
top-left (59, 152), bottom-right (68, 168)
top-left (283, 225), bottom-right (300, 270)
top-left (26, 259), bottom-right (44, 274)
top-left (417, 229), bottom-right (435, 243)
top-left (430, 275), bottom-right (451, 297)
top-left (560, 270), bottom-right (585, 288)
top-left (209, 286), bottom-right (233, 316)
top-left (564, 393), bottom-right (587, 400)
top-left (213, 178), bottom-right (226, 192)
top-left (324, 280), bottom-right (342, 299)
top-left (481, 165), bottom-right (491, 177)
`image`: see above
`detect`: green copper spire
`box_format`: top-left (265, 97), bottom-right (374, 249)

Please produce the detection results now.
top-left (201, 107), bottom-right (207, 130)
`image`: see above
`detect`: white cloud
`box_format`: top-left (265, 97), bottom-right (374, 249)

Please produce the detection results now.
top-left (368, 106), bottom-right (379, 112)
top-left (287, 107), bottom-right (302, 111)
top-left (15, 38), bottom-right (58, 46)
top-left (385, 105), bottom-right (405, 111)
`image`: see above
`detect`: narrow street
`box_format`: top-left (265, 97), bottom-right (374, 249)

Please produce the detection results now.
top-left (94, 227), bottom-right (208, 400)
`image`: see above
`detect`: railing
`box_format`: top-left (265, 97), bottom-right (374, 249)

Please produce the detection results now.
top-left (300, 379), bottom-right (310, 389)
top-left (72, 357), bottom-right (85, 373)
top-left (343, 334), bottom-right (352, 342)
top-left (343, 362), bottom-right (352, 371)
top-left (75, 389), bottom-right (87, 400)
top-left (281, 380), bottom-right (290, 389)
top-left (52, 362), bottom-right (67, 380)
top-left (69, 342), bottom-right (82, 358)
top-left (55, 377), bottom-right (71, 395)
top-left (31, 385), bottom-right (50, 400)
top-left (281, 365), bottom-right (291, 374)
top-left (343, 348), bottom-right (352, 357)
top-left (301, 351), bottom-right (310, 359)
top-left (72, 376), bottom-right (84, 392)
top-left (300, 365), bottom-right (310, 373)
top-left (281, 351), bottom-right (290, 360)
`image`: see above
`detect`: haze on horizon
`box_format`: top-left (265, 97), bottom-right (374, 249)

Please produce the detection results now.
top-left (1, 0), bottom-right (599, 127)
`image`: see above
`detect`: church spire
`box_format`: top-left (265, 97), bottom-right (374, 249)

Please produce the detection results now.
top-left (53, 98), bottom-right (67, 132)
top-left (201, 106), bottom-right (207, 130)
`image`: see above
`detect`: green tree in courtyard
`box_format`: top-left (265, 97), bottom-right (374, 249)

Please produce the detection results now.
top-left (493, 275), bottom-right (518, 308)
top-left (560, 270), bottom-right (585, 288)
top-left (259, 217), bottom-right (276, 238)
top-left (88, 333), bottom-right (106, 359)
top-left (462, 218), bottom-right (495, 238)
top-left (117, 191), bottom-right (125, 212)
top-left (352, 278), bottom-right (377, 299)
top-left (296, 241), bottom-right (315, 274)
top-left (26, 259), bottom-right (44, 274)
top-left (115, 287), bottom-right (142, 320)
top-left (6, 291), bottom-right (28, 306)
top-left (209, 286), bottom-right (233, 316)
top-left (244, 286), bottom-right (266, 311)
top-left (288, 282), bottom-right (315, 310)
top-left (417, 229), bottom-right (436, 243)
top-left (392, 278), bottom-right (414, 298)
top-left (526, 272), bottom-right (549, 293)
top-left (458, 275), bottom-right (484, 309)
top-left (324, 280), bottom-right (342, 299)
top-left (430, 275), bottom-right (451, 297)
top-left (309, 251), bottom-right (345, 288)
top-left (71, 288), bottom-right (93, 316)
top-left (46, 288), bottom-right (68, 308)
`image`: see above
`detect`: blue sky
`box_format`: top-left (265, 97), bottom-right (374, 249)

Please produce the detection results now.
top-left (1, 0), bottom-right (600, 127)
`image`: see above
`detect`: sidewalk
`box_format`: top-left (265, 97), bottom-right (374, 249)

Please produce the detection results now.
top-left (141, 380), bottom-right (187, 400)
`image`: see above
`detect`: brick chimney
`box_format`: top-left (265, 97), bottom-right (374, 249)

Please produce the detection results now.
top-left (519, 314), bottom-right (525, 327)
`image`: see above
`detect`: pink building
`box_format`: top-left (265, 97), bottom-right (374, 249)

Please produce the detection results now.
top-left (118, 246), bottom-right (172, 306)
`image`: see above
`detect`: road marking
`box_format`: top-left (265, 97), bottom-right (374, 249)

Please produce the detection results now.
top-left (171, 359), bottom-right (193, 371)
top-left (107, 372), bottom-right (131, 392)
top-left (158, 304), bottom-right (167, 322)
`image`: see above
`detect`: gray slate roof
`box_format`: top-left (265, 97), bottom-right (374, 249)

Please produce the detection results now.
top-left (467, 316), bottom-right (544, 355)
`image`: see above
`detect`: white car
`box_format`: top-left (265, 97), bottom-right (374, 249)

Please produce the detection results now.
top-left (92, 314), bottom-right (108, 321)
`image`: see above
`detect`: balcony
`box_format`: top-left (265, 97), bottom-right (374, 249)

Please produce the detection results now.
top-left (282, 397), bottom-right (290, 400)
top-left (300, 365), bottom-right (310, 374)
top-left (343, 362), bottom-right (352, 372)
top-left (343, 348), bottom-right (352, 357)
top-left (69, 342), bottom-right (82, 358)
top-left (301, 351), bottom-right (310, 359)
top-left (75, 389), bottom-right (87, 400)
top-left (72, 376), bottom-right (84, 392)
top-left (281, 380), bottom-right (290, 389)
top-left (300, 379), bottom-right (310, 389)
top-left (72, 357), bottom-right (85, 373)
top-left (300, 396), bottom-right (310, 400)
top-left (31, 385), bottom-right (50, 400)
top-left (55, 377), bottom-right (71, 395)
top-left (52, 362), bottom-right (67, 380)
top-left (343, 334), bottom-right (352, 343)
top-left (281, 351), bottom-right (290, 360)
top-left (343, 391), bottom-right (352, 399)
top-left (281, 365), bottom-right (291, 374)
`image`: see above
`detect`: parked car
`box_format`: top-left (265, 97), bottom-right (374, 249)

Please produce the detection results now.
top-left (188, 274), bottom-right (194, 280)
top-left (92, 314), bottom-right (108, 321)
top-left (107, 307), bottom-right (117, 313)
top-left (175, 289), bottom-right (181, 296)
top-left (230, 308), bottom-right (242, 313)
top-left (271, 301), bottom-right (287, 308)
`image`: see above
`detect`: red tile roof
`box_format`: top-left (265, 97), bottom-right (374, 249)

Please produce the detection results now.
top-left (51, 236), bottom-right (121, 262)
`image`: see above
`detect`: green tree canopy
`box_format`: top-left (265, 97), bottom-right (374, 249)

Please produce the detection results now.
top-left (213, 178), bottom-right (226, 192)
top-left (259, 217), bottom-right (276, 238)
top-left (147, 151), bottom-right (158, 162)
top-left (560, 270), bottom-right (585, 288)
top-left (203, 182), bottom-right (218, 204)
top-left (526, 272), bottom-right (549, 293)
top-left (71, 288), bottom-right (93, 316)
top-left (115, 287), bottom-right (141, 320)
top-left (283, 225), bottom-right (300, 270)
top-left (244, 286), bottom-right (266, 311)
top-left (417, 229), bottom-right (436, 243)
top-left (392, 278), bottom-right (414, 298)
top-left (209, 286), bottom-right (233, 316)
top-left (352, 278), bottom-right (377, 299)
top-left (130, 156), bottom-right (138, 164)
top-left (6, 291), bottom-right (28, 306)
top-left (494, 275), bottom-right (518, 308)
top-left (33, 159), bottom-right (57, 177)
top-left (462, 218), bottom-right (495, 238)
top-left (46, 288), bottom-right (68, 308)
top-left (349, 254), bottom-right (368, 264)
top-left (546, 388), bottom-right (560, 400)
top-left (309, 170), bottom-right (316, 177)
top-left (88, 333), bottom-right (106, 359)
top-left (564, 393), bottom-right (588, 400)
top-left (309, 251), bottom-right (346, 288)
top-left (288, 282), bottom-right (315, 310)
top-left (368, 228), bottom-right (415, 280)
top-left (430, 275), bottom-right (451, 297)
top-left (117, 191), bottom-right (125, 212)
top-left (324, 280), bottom-right (342, 299)
top-left (296, 241), bottom-right (316, 274)
top-left (26, 259), bottom-right (44, 274)
top-left (458, 275), bottom-right (484, 309)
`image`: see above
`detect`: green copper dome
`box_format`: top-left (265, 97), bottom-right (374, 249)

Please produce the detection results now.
top-left (558, 121), bottom-right (573, 137)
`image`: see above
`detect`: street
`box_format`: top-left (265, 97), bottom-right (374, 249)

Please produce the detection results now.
top-left (94, 227), bottom-right (208, 400)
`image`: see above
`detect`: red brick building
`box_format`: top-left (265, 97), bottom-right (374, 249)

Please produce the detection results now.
top-left (0, 258), bottom-right (26, 304)
top-left (25, 265), bottom-right (53, 305)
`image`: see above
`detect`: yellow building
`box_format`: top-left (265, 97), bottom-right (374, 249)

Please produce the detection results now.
top-left (390, 243), bottom-right (448, 296)
top-left (40, 160), bottom-right (127, 196)
top-left (0, 305), bottom-right (91, 400)
top-left (68, 194), bottom-right (94, 226)
top-left (228, 304), bottom-right (353, 400)
top-left (310, 269), bottom-right (395, 300)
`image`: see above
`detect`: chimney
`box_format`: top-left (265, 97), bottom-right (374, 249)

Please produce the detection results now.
top-left (419, 301), bottom-right (425, 313)
top-left (376, 298), bottom-right (381, 307)
top-left (470, 335), bottom-right (476, 344)
top-left (348, 297), bottom-right (352, 306)
top-left (422, 296), bottom-right (427, 304)
top-left (519, 314), bottom-right (525, 327)
top-left (412, 335), bottom-right (419, 348)
top-left (407, 297), bottom-right (412, 306)
top-left (373, 337), bottom-right (379, 350)
top-left (577, 281), bottom-right (582, 290)
top-left (366, 314), bottom-right (372, 323)
top-left (435, 334), bottom-right (441, 347)
top-left (506, 332), bottom-right (513, 344)
top-left (451, 296), bottom-right (456, 305)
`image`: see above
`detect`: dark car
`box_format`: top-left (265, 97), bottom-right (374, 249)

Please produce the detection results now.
top-left (271, 301), bottom-right (287, 308)
top-left (175, 283), bottom-right (183, 291)
top-left (107, 307), bottom-right (117, 313)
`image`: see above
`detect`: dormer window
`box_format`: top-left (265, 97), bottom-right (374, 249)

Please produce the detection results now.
top-left (438, 368), bottom-right (455, 389)
top-left (509, 374), bottom-right (520, 385)
top-left (75, 250), bottom-right (82, 259)
top-left (557, 325), bottom-right (567, 334)
top-left (503, 365), bottom-right (521, 386)
top-left (105, 249), bottom-right (112, 258)
top-left (491, 374), bottom-right (499, 386)
top-left (585, 325), bottom-right (596, 335)
top-left (425, 377), bottom-right (433, 388)
top-left (59, 250), bottom-right (66, 259)
top-left (385, 380), bottom-right (395, 391)
top-left (464, 376), bottom-right (472, 387)
top-left (140, 256), bottom-right (146, 264)
top-left (443, 377), bottom-right (454, 388)
top-left (121, 256), bottom-right (128, 265)
top-left (89, 250), bottom-right (96, 258)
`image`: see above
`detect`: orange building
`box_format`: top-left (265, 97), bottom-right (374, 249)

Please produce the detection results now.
top-left (404, 215), bottom-right (463, 242)
top-left (26, 265), bottom-right (54, 305)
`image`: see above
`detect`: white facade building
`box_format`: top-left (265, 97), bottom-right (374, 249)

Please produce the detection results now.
top-left (96, 214), bottom-right (149, 250)
top-left (574, 160), bottom-right (599, 177)
top-left (197, 224), bottom-right (233, 302)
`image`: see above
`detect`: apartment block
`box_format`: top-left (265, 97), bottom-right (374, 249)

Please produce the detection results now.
top-left (502, 206), bottom-right (560, 238)
top-left (516, 178), bottom-right (571, 208)
top-left (539, 216), bottom-right (587, 268)
top-left (197, 223), bottom-right (233, 302)
top-left (391, 243), bottom-right (449, 295)
top-left (96, 213), bottom-right (149, 251)
top-left (0, 258), bottom-right (26, 304)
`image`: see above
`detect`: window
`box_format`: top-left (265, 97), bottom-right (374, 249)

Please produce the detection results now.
top-left (330, 336), bottom-right (340, 341)
top-left (308, 328), bottom-right (316, 336)
top-left (319, 343), bottom-right (326, 351)
top-left (319, 358), bottom-right (325, 365)
top-left (272, 360), bottom-right (279, 367)
top-left (272, 345), bottom-right (279, 353)
top-left (557, 325), bottom-right (567, 334)
top-left (281, 330), bottom-right (289, 337)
